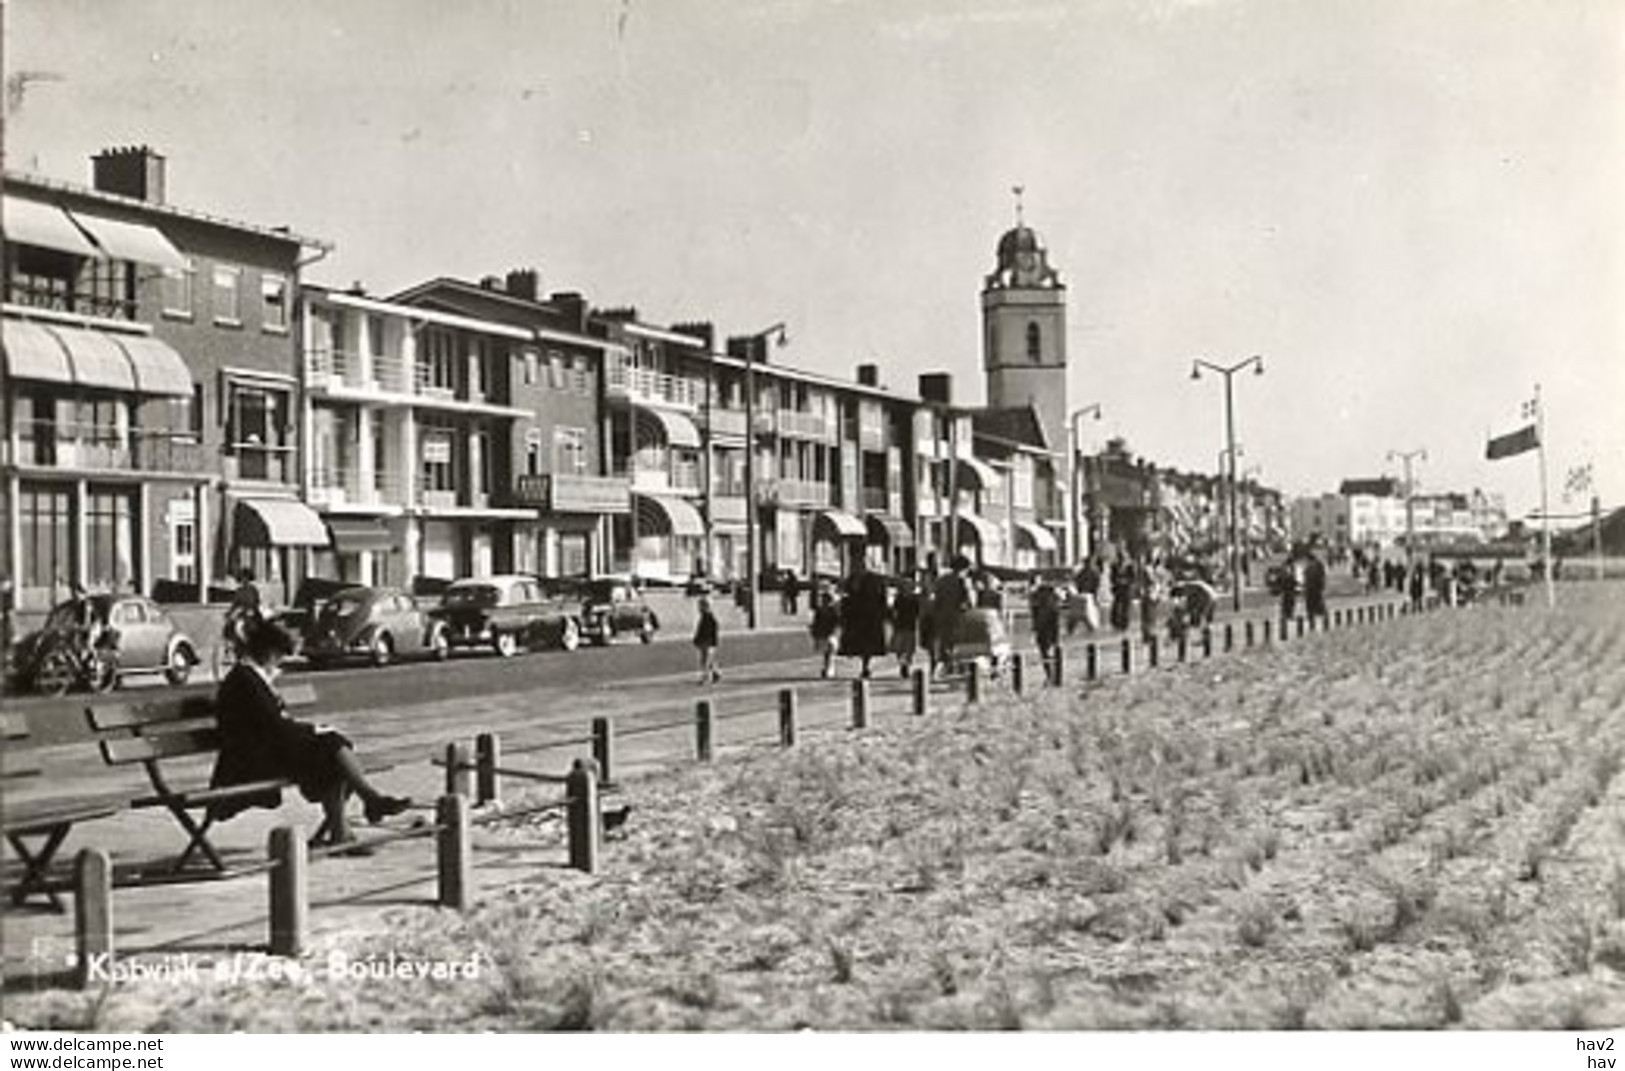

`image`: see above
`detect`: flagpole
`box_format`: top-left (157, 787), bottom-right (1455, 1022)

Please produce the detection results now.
top-left (1594, 494), bottom-right (1604, 582)
top-left (1535, 384), bottom-right (1554, 608)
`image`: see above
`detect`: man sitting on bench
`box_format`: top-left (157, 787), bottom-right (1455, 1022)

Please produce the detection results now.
top-left (209, 618), bottom-right (411, 852)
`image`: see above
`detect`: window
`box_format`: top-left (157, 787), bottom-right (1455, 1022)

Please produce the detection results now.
top-left (548, 350), bottom-right (566, 390)
top-left (227, 381), bottom-right (292, 481)
top-left (1026, 322), bottom-right (1041, 362)
top-left (260, 273), bottom-right (288, 332)
top-left (554, 427), bottom-right (588, 475)
top-left (419, 328), bottom-right (457, 394)
top-left (169, 498), bottom-right (196, 583)
top-left (420, 420), bottom-right (456, 493)
top-left (162, 257), bottom-right (195, 319)
top-left (18, 483), bottom-right (72, 591)
top-left (85, 487), bottom-right (136, 591)
top-left (212, 265), bottom-right (242, 325)
top-left (521, 348), bottom-right (539, 386)
top-left (524, 430), bottom-right (545, 477)
top-left (79, 259), bottom-right (135, 320)
top-left (572, 355), bottom-right (591, 394)
top-left (367, 314), bottom-right (387, 358)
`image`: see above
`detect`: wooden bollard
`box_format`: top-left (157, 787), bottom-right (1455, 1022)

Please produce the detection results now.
top-left (1051, 645), bottom-right (1065, 686)
top-left (851, 678), bottom-right (870, 729)
top-left (1244, 619), bottom-right (1255, 647)
top-left (779, 688), bottom-right (797, 747)
top-left (268, 827), bottom-right (306, 957)
top-left (1332, 608), bottom-right (1343, 629)
top-left (1085, 643), bottom-right (1098, 681)
top-left (967, 659), bottom-right (984, 703)
top-left (475, 732), bottom-right (500, 806)
top-left (1121, 637), bottom-right (1133, 675)
top-left (437, 794), bottom-right (472, 909)
top-left (696, 699), bottom-right (715, 762)
top-left (1175, 633), bottom-right (1188, 663)
top-left (1147, 635), bottom-right (1160, 669)
top-left (565, 760), bottom-right (600, 875)
top-left (73, 848), bottom-right (113, 988)
top-left (1223, 622), bottom-right (1234, 652)
top-left (1263, 618), bottom-right (1273, 644)
top-left (592, 717), bottom-right (615, 786)
top-left (444, 741), bottom-right (471, 798)
top-left (1202, 626), bottom-right (1214, 658)
top-left (1010, 652), bottom-right (1025, 695)
top-left (912, 667), bottom-right (930, 716)
top-left (1296, 616), bottom-right (1306, 639)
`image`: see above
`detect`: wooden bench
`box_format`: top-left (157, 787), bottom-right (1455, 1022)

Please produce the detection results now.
top-left (2, 712), bottom-right (122, 910)
top-left (86, 682), bottom-right (330, 874)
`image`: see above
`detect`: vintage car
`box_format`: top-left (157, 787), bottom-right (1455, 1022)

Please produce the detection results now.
top-left (14, 594), bottom-right (199, 695)
top-left (577, 577), bottom-right (659, 646)
top-left (301, 586), bottom-right (450, 668)
top-left (433, 574), bottom-right (582, 656)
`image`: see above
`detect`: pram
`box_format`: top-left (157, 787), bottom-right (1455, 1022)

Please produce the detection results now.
top-left (1167, 579), bottom-right (1218, 641)
top-left (944, 607), bottom-right (1012, 676)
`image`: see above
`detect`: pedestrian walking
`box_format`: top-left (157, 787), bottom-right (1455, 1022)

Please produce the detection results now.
top-left (781, 569), bottom-right (801, 615)
top-left (693, 595), bottom-right (721, 684)
top-left (1304, 552), bottom-right (1328, 625)
top-left (889, 579), bottom-right (922, 678)
top-left (931, 555), bottom-right (974, 674)
top-left (1109, 557), bottom-right (1135, 631)
top-left (1030, 578), bottom-right (1061, 681)
top-left (809, 589), bottom-right (841, 679)
top-left (1138, 557), bottom-right (1167, 646)
top-left (839, 562), bottom-right (889, 679)
top-left (1408, 561), bottom-right (1427, 611)
top-left (916, 573), bottom-right (939, 679)
top-left (1278, 553), bottom-right (1300, 623)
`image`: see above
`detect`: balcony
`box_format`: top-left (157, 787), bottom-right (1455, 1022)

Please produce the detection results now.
top-left (708, 408), bottom-right (749, 438)
top-left (710, 495), bottom-right (748, 523)
top-left (764, 479), bottom-right (831, 508)
top-left (511, 473), bottom-right (631, 514)
top-left (307, 348), bottom-right (498, 406)
top-left (777, 409), bottom-right (835, 441)
top-left (606, 356), bottom-right (701, 410)
top-left (309, 466), bottom-right (407, 510)
top-left (10, 420), bottom-right (211, 475)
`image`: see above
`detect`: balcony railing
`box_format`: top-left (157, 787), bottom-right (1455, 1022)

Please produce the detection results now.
top-left (12, 420), bottom-right (210, 474)
top-left (764, 479), bottom-right (831, 508)
top-left (511, 473), bottom-right (630, 514)
top-left (309, 466), bottom-right (407, 508)
top-left (307, 347), bottom-right (492, 404)
top-left (777, 409), bottom-right (835, 441)
top-left (606, 357), bottom-right (701, 409)
top-left (708, 408), bottom-right (749, 438)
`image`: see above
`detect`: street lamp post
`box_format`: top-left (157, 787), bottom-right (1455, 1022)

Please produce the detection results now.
top-left (1387, 447), bottom-right (1427, 566)
top-left (1068, 403), bottom-right (1102, 564)
top-left (1191, 355), bottom-right (1265, 612)
top-left (742, 322), bottom-right (787, 630)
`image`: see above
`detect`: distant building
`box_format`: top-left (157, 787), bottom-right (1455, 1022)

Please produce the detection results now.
top-left (1290, 478), bottom-right (1507, 553)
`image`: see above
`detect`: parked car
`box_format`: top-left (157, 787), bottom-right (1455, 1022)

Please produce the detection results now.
top-left (301, 586), bottom-right (449, 669)
top-left (14, 594), bottom-right (199, 695)
top-left (578, 577), bottom-right (659, 646)
top-left (433, 575), bottom-right (582, 656)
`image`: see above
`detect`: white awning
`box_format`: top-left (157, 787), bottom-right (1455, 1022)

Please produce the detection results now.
top-left (49, 324), bottom-right (137, 392)
top-left (634, 405), bottom-right (701, 449)
top-left (865, 513), bottom-right (915, 548)
top-left (956, 512), bottom-right (1002, 546)
top-left (3, 196), bottom-right (99, 257)
top-left (2, 319), bottom-right (73, 385)
top-left (235, 498), bottom-right (331, 547)
top-left (634, 492), bottom-right (705, 537)
top-left (1014, 519), bottom-right (1058, 552)
top-left (110, 334), bottom-right (193, 397)
top-left (954, 452), bottom-right (1000, 491)
top-left (814, 509), bottom-right (866, 540)
top-left (66, 210), bottom-right (188, 271)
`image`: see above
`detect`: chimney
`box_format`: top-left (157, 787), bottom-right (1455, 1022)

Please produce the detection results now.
top-left (505, 268), bottom-right (539, 302)
top-left (726, 335), bottom-right (771, 364)
top-left (91, 145), bottom-right (167, 203)
top-left (671, 322), bottom-right (716, 351)
top-left (856, 363), bottom-right (880, 388)
top-left (918, 372), bottom-right (953, 405)
top-left (548, 291), bottom-right (587, 332)
top-left (479, 275), bottom-right (502, 291)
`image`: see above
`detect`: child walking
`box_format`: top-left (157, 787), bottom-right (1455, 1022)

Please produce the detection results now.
top-left (809, 589), bottom-right (840, 679)
top-left (694, 596), bottom-right (720, 684)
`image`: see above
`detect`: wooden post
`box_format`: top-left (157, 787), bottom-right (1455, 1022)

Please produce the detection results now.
top-left (444, 741), bottom-right (470, 798)
top-left (1244, 619), bottom-right (1255, 647)
top-left (565, 760), bottom-right (601, 875)
top-left (912, 667), bottom-right (930, 716)
top-left (967, 659), bottom-right (984, 703)
top-left (267, 827), bottom-right (305, 958)
top-left (850, 679), bottom-right (870, 729)
top-left (695, 699), bottom-right (715, 762)
top-left (591, 717), bottom-right (615, 786)
top-left (778, 688), bottom-right (797, 748)
top-left (1121, 637), bottom-right (1133, 675)
top-left (1147, 635), bottom-right (1160, 669)
top-left (1296, 616), bottom-right (1306, 639)
top-left (1010, 652), bottom-right (1025, 695)
top-left (1085, 642), bottom-right (1097, 682)
top-left (73, 848), bottom-right (113, 989)
top-left (437, 794), bottom-right (472, 910)
top-left (1223, 622), bottom-right (1234, 652)
top-left (1263, 618), bottom-right (1273, 644)
top-left (1175, 633), bottom-right (1188, 663)
top-left (1051, 645), bottom-right (1065, 685)
top-left (475, 732), bottom-right (499, 806)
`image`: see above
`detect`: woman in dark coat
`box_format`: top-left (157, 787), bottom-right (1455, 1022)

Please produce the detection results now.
top-left (209, 618), bottom-right (410, 849)
top-left (838, 563), bottom-right (890, 678)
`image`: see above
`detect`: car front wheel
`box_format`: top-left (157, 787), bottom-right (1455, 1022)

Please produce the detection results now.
top-left (371, 633), bottom-right (394, 668)
top-left (639, 616), bottom-right (656, 643)
top-left (34, 649), bottom-right (78, 697)
top-left (494, 631), bottom-right (520, 658)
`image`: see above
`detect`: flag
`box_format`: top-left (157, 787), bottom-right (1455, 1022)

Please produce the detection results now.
top-left (1565, 464), bottom-right (1593, 496)
top-left (1486, 424), bottom-right (1539, 461)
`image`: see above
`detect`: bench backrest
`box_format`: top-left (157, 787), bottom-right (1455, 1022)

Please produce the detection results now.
top-left (89, 682), bottom-right (320, 769)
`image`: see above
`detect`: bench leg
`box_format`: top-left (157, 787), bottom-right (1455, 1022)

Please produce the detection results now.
top-left (6, 826), bottom-right (70, 911)
top-left (170, 809), bottom-right (226, 872)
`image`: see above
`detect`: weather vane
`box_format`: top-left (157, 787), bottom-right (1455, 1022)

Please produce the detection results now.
top-left (1011, 184), bottom-right (1025, 226)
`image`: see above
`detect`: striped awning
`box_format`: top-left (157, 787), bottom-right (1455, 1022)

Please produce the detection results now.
top-left (956, 512), bottom-right (1002, 547)
top-left (1013, 519), bottom-right (1058, 552)
top-left (326, 517), bottom-right (395, 554)
top-left (634, 405), bottom-right (701, 449)
top-left (1, 319), bottom-right (74, 385)
top-left (111, 334), bottom-right (193, 397)
top-left (814, 509), bottom-right (866, 540)
top-left (865, 513), bottom-right (915, 548)
top-left (634, 492), bottom-right (705, 537)
top-left (65, 210), bottom-right (188, 271)
top-left (954, 452), bottom-right (1000, 491)
top-left (49, 324), bottom-right (136, 392)
top-left (3, 196), bottom-right (99, 257)
top-left (235, 498), bottom-right (331, 548)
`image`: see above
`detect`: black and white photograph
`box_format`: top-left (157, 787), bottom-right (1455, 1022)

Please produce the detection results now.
top-left (1, 0), bottom-right (1621, 1061)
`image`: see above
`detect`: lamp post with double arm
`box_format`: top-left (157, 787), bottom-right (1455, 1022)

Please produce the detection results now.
top-left (1068, 403), bottom-right (1102, 564)
top-left (1190, 355), bottom-right (1265, 612)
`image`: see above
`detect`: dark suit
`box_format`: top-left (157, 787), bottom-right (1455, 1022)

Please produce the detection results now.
top-left (208, 664), bottom-right (350, 821)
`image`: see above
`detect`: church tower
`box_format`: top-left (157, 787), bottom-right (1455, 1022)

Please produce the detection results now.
top-left (981, 189), bottom-right (1068, 452)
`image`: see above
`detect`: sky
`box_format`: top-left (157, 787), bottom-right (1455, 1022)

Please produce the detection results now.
top-left (6, 0), bottom-right (1622, 519)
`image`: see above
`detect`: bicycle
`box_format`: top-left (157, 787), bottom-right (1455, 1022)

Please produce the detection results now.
top-left (31, 627), bottom-right (118, 697)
